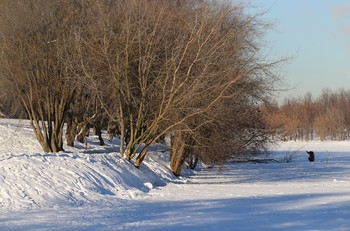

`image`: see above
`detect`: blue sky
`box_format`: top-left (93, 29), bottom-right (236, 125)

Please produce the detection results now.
top-left (247, 0), bottom-right (350, 102)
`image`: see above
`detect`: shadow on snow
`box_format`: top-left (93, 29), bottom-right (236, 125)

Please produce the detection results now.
top-left (0, 192), bottom-right (349, 231)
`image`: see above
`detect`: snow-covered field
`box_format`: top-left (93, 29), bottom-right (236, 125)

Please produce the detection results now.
top-left (1, 119), bottom-right (350, 230)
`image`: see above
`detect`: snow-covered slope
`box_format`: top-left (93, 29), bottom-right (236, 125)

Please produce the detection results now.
top-left (0, 119), bottom-right (177, 210)
top-left (1, 119), bottom-right (350, 230)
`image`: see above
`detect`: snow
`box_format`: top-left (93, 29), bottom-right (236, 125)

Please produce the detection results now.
top-left (1, 119), bottom-right (350, 230)
top-left (0, 120), bottom-right (176, 210)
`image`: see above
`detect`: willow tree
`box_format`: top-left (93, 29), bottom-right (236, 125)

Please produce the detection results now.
top-left (0, 0), bottom-right (81, 152)
top-left (77, 0), bottom-right (281, 169)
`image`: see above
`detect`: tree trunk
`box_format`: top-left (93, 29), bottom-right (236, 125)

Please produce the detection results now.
top-left (31, 119), bottom-right (65, 153)
top-left (94, 125), bottom-right (105, 146)
top-left (169, 133), bottom-right (194, 176)
top-left (124, 128), bottom-right (134, 161)
top-left (188, 153), bottom-right (199, 169)
top-left (135, 141), bottom-right (152, 167)
top-left (66, 115), bottom-right (78, 147)
top-left (170, 142), bottom-right (186, 176)
top-left (34, 129), bottom-right (51, 153)
top-left (77, 122), bottom-right (91, 143)
top-left (107, 122), bottom-right (119, 142)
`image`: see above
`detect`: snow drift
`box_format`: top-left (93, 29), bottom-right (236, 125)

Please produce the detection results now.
top-left (0, 119), bottom-right (177, 210)
top-left (1, 119), bottom-right (350, 231)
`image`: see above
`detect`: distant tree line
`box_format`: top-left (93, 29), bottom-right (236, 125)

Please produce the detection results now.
top-left (0, 0), bottom-right (282, 176)
top-left (263, 89), bottom-right (350, 141)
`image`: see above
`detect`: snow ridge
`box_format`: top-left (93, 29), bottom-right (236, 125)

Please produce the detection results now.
top-left (0, 119), bottom-right (176, 210)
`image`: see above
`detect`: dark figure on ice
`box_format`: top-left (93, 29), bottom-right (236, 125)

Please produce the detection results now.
top-left (306, 151), bottom-right (315, 162)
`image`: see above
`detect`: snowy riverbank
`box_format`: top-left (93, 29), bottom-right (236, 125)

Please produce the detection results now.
top-left (1, 119), bottom-right (350, 230)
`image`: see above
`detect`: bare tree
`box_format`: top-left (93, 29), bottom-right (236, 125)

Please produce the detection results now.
top-left (0, 87), bottom-right (27, 119)
top-left (76, 0), bottom-right (281, 172)
top-left (0, 0), bottom-right (80, 152)
top-left (169, 83), bottom-right (276, 175)
top-left (301, 92), bottom-right (315, 141)
top-left (275, 88), bottom-right (350, 142)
